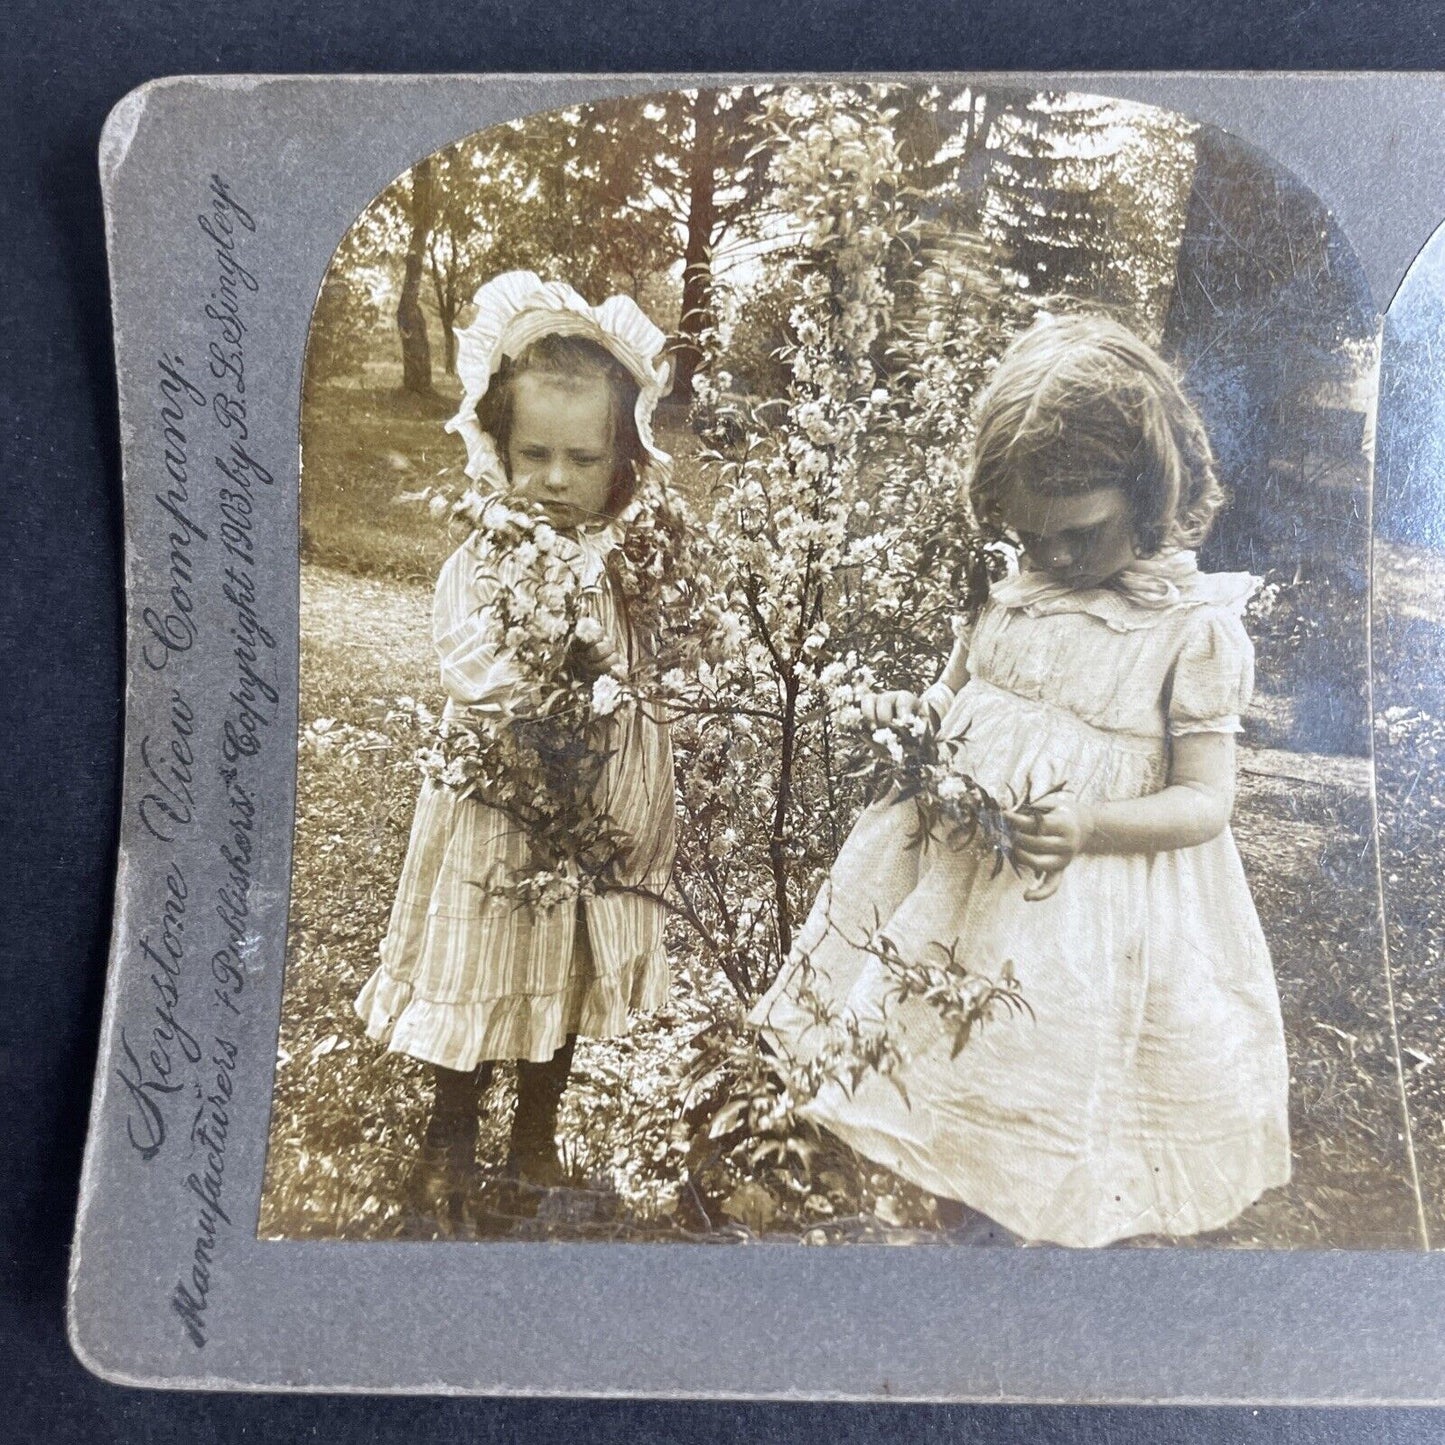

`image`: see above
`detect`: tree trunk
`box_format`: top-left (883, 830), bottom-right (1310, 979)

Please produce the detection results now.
top-left (672, 90), bottom-right (719, 406)
top-left (955, 89), bottom-right (1004, 226)
top-left (442, 311), bottom-right (458, 377)
top-left (398, 157), bottom-right (436, 395)
top-left (769, 675), bottom-right (799, 967)
top-left (427, 242), bottom-right (460, 376)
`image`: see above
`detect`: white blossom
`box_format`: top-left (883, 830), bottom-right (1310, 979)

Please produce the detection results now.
top-left (591, 674), bottom-right (624, 717)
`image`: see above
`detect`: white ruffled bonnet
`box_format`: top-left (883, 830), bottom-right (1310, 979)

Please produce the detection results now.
top-left (444, 270), bottom-right (673, 488)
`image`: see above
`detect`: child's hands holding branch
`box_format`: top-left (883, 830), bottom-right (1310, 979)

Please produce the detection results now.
top-left (860, 690), bottom-right (923, 731)
top-left (1008, 793), bottom-right (1094, 901)
top-left (861, 679), bottom-right (958, 734)
top-left (1010, 735), bottom-right (1239, 898)
top-left (570, 617), bottom-right (626, 682)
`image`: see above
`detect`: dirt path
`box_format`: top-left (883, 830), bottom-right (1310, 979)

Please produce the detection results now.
top-left (302, 564), bottom-right (433, 682)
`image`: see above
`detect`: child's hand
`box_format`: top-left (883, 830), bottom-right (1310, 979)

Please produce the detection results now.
top-left (860, 690), bottom-right (923, 731)
top-left (572, 636), bottom-right (626, 680)
top-left (1008, 793), bottom-right (1094, 901)
top-left (570, 620), bottom-right (626, 681)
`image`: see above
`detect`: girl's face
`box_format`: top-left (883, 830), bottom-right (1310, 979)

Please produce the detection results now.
top-left (506, 372), bottom-right (617, 527)
top-left (1001, 484), bottom-right (1138, 589)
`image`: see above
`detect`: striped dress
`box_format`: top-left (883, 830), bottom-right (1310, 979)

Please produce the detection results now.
top-left (355, 528), bottom-right (676, 1068)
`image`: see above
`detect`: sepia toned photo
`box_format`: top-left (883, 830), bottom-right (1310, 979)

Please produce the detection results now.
top-left (1371, 213), bottom-right (1445, 1255)
top-left (255, 82), bottom-right (1426, 1252)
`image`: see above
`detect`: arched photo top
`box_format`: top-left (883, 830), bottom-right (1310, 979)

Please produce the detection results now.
top-left (1377, 220), bottom-right (1445, 550)
top-left (301, 82), bottom-right (1378, 580)
top-left (265, 83), bottom-right (1410, 1255)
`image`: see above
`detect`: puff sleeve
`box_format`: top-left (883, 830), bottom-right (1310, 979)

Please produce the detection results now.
top-left (1167, 607), bottom-right (1255, 737)
top-left (432, 539), bottom-right (522, 709)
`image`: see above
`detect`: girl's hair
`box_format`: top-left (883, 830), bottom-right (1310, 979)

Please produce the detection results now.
top-left (969, 314), bottom-right (1224, 557)
top-left (477, 332), bottom-right (647, 517)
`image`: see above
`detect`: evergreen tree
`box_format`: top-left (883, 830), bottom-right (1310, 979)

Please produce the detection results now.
top-left (977, 92), bottom-right (1122, 311)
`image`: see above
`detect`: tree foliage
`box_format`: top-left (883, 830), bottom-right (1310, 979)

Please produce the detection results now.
top-left (1162, 124), bottom-right (1376, 571)
top-left (310, 89), bottom-right (774, 395)
top-left (976, 91), bottom-right (1195, 337)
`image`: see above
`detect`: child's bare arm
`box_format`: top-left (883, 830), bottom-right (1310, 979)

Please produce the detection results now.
top-left (1011, 733), bottom-right (1236, 899)
top-left (934, 634), bottom-right (971, 697)
top-left (861, 635), bottom-right (971, 730)
top-left (1085, 732), bottom-right (1236, 853)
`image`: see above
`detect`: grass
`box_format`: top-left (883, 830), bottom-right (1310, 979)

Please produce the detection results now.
top-left (258, 381), bottom-right (1438, 1248)
top-left (1373, 539), bottom-right (1445, 1248)
top-left (298, 377), bottom-right (460, 585)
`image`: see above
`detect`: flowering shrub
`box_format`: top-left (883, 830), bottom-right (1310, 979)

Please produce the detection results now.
top-left (676, 94), bottom-right (995, 977)
top-left (650, 90), bottom-right (1034, 1227)
top-left (301, 717), bottom-right (394, 763)
top-left (405, 477), bottom-right (730, 909)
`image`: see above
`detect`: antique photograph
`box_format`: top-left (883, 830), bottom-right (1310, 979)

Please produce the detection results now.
top-left (256, 81), bottom-right (1427, 1250)
top-left (1373, 211), bottom-right (1445, 1255)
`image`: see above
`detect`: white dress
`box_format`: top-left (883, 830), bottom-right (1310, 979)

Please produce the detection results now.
top-left (752, 560), bottom-right (1291, 1247)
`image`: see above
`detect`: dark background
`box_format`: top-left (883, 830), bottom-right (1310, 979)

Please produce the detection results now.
top-left (6, 0), bottom-right (1445, 1438)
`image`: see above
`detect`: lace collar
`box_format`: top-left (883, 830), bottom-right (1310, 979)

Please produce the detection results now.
top-left (989, 550), bottom-right (1258, 633)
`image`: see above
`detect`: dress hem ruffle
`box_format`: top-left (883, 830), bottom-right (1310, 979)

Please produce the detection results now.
top-left (355, 958), bottom-right (668, 1069)
top-left (801, 1091), bottom-right (1292, 1248)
